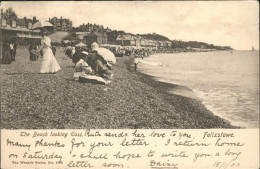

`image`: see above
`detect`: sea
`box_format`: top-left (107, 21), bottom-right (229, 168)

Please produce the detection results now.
top-left (138, 50), bottom-right (259, 128)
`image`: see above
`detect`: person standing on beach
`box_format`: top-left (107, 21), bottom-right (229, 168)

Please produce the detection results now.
top-left (28, 41), bottom-right (37, 61)
top-left (141, 51), bottom-right (145, 59)
top-left (133, 56), bottom-right (139, 72)
top-left (36, 30), bottom-right (61, 73)
top-left (1, 42), bottom-right (12, 64)
top-left (71, 47), bottom-right (76, 58)
top-left (13, 42), bottom-right (17, 61)
top-left (65, 46), bottom-right (72, 58)
top-left (9, 43), bottom-right (15, 61)
top-left (52, 45), bottom-right (56, 56)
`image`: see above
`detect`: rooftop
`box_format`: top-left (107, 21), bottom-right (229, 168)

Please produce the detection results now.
top-left (1, 25), bottom-right (40, 32)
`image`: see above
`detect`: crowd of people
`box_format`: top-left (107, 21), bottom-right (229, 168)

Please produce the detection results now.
top-left (2, 30), bottom-right (151, 85)
top-left (64, 42), bottom-right (115, 84)
top-left (108, 46), bottom-right (154, 58)
top-left (1, 31), bottom-right (116, 85)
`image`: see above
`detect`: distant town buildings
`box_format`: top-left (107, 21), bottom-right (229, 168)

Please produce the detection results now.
top-left (116, 34), bottom-right (171, 49)
top-left (73, 23), bottom-right (112, 33)
top-left (1, 8), bottom-right (39, 30)
top-left (1, 7), bottom-right (230, 52)
top-left (116, 34), bottom-right (137, 46)
top-left (84, 32), bottom-right (108, 46)
top-left (0, 8), bottom-right (172, 49)
top-left (49, 17), bottom-right (72, 31)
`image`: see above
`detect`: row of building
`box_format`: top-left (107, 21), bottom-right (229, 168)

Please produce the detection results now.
top-left (48, 18), bottom-right (112, 33)
top-left (115, 34), bottom-right (172, 48)
top-left (49, 17), bottom-right (72, 32)
top-left (74, 23), bottom-right (112, 33)
top-left (0, 8), bottom-right (41, 45)
top-left (0, 8), bottom-right (174, 51)
top-left (1, 9), bottom-right (39, 31)
top-left (49, 31), bottom-right (172, 49)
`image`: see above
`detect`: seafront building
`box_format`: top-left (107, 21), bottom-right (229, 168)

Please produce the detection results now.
top-left (115, 34), bottom-right (175, 51)
top-left (75, 23), bottom-right (112, 33)
top-left (84, 32), bottom-right (108, 46)
top-left (0, 8), bottom-right (41, 59)
top-left (116, 34), bottom-right (159, 48)
top-left (0, 9), bottom-right (41, 41)
top-left (49, 17), bottom-right (72, 32)
top-left (0, 8), bottom-right (172, 50)
top-left (1, 7), bottom-right (224, 60)
top-left (116, 34), bottom-right (137, 46)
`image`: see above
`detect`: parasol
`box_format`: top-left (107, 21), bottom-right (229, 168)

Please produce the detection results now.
top-left (95, 47), bottom-right (116, 66)
top-left (32, 20), bottom-right (54, 30)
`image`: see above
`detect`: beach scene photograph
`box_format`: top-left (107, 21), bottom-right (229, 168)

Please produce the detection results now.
top-left (0, 1), bottom-right (259, 129)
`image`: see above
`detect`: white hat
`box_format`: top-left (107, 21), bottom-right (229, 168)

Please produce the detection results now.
top-left (91, 42), bottom-right (99, 50)
top-left (82, 51), bottom-right (88, 56)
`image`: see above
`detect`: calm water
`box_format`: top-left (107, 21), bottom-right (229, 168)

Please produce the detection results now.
top-left (138, 50), bottom-right (259, 128)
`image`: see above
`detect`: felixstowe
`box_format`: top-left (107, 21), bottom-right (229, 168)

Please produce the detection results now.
top-left (203, 132), bottom-right (235, 139)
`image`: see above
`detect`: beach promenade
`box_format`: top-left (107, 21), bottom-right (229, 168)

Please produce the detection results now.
top-left (1, 48), bottom-right (236, 129)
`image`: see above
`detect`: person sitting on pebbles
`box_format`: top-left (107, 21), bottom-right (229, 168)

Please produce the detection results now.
top-left (74, 51), bottom-right (110, 85)
top-left (89, 42), bottom-right (114, 80)
top-left (74, 51), bottom-right (93, 80)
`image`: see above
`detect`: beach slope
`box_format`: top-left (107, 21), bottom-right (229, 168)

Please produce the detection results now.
top-left (1, 49), bottom-right (235, 129)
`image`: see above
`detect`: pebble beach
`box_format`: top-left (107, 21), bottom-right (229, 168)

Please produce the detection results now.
top-left (1, 48), bottom-right (236, 129)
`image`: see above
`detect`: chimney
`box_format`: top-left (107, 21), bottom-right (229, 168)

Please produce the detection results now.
top-left (49, 18), bottom-right (50, 22)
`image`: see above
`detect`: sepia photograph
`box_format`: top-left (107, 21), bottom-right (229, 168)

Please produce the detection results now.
top-left (0, 1), bottom-right (259, 130)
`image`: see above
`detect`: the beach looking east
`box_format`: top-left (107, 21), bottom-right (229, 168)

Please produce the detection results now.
top-left (1, 49), bottom-right (236, 129)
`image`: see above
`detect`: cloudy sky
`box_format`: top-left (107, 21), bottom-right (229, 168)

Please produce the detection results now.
top-left (1, 1), bottom-right (259, 50)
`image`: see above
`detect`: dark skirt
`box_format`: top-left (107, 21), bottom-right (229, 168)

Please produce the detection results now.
top-left (2, 49), bottom-right (12, 64)
top-left (30, 51), bottom-right (39, 61)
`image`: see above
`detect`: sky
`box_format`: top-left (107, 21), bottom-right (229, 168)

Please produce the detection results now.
top-left (1, 1), bottom-right (259, 50)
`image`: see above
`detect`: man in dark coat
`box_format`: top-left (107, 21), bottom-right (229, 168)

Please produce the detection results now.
top-left (2, 42), bottom-right (12, 64)
top-left (28, 41), bottom-right (37, 61)
top-left (65, 47), bottom-right (72, 58)
top-left (86, 51), bottom-right (113, 79)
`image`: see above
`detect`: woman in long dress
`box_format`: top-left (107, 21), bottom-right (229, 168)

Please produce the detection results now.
top-left (37, 31), bottom-right (61, 73)
top-left (1, 42), bottom-right (12, 64)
